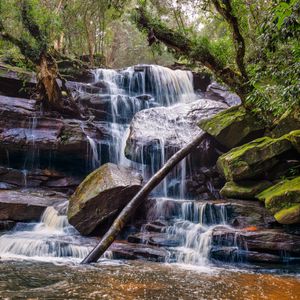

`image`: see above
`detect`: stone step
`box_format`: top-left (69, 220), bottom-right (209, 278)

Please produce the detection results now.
top-left (109, 241), bottom-right (169, 262)
top-left (127, 232), bottom-right (180, 248)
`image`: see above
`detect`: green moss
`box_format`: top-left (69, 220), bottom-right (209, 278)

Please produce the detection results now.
top-left (287, 130), bottom-right (300, 153)
top-left (199, 106), bottom-right (245, 136)
top-left (257, 177), bottom-right (300, 213)
top-left (217, 134), bottom-right (291, 181)
top-left (274, 204), bottom-right (300, 224)
top-left (198, 106), bottom-right (265, 149)
top-left (220, 180), bottom-right (272, 199)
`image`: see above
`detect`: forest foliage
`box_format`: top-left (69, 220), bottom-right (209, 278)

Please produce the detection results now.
top-left (0, 0), bottom-right (299, 118)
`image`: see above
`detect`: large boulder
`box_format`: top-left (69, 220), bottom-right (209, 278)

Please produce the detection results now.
top-left (257, 177), bottom-right (300, 224)
top-left (68, 163), bottom-right (143, 235)
top-left (270, 109), bottom-right (300, 138)
top-left (220, 180), bottom-right (272, 200)
top-left (217, 135), bottom-right (292, 181)
top-left (198, 106), bottom-right (265, 149)
top-left (125, 99), bottom-right (227, 164)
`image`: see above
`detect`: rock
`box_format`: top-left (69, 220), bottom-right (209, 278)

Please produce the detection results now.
top-left (210, 247), bottom-right (283, 263)
top-left (288, 130), bottom-right (300, 153)
top-left (0, 220), bottom-right (16, 231)
top-left (275, 204), bottom-right (300, 225)
top-left (0, 190), bottom-right (65, 221)
top-left (220, 180), bottom-right (272, 200)
top-left (212, 227), bottom-right (300, 255)
top-left (198, 106), bottom-right (265, 149)
top-left (217, 135), bottom-right (292, 181)
top-left (270, 109), bottom-right (300, 138)
top-left (125, 99), bottom-right (227, 164)
top-left (0, 95), bottom-right (112, 172)
top-left (0, 64), bottom-right (36, 98)
top-left (68, 163), bottom-right (142, 235)
top-left (128, 232), bottom-right (180, 247)
top-left (204, 82), bottom-right (241, 106)
top-left (226, 200), bottom-right (275, 228)
top-left (0, 166), bottom-right (81, 191)
top-left (257, 177), bottom-right (300, 224)
top-left (109, 241), bottom-right (168, 262)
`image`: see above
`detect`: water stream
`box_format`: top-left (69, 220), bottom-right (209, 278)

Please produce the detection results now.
top-left (1, 65), bottom-right (299, 297)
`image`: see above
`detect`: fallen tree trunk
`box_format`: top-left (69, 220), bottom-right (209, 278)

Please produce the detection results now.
top-left (81, 133), bottom-right (207, 264)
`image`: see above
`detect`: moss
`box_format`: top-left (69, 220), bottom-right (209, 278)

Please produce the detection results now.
top-left (198, 106), bottom-right (265, 149)
top-left (270, 109), bottom-right (300, 138)
top-left (287, 130), bottom-right (300, 153)
top-left (217, 134), bottom-right (291, 181)
top-left (274, 204), bottom-right (300, 224)
top-left (257, 177), bottom-right (300, 213)
top-left (220, 180), bottom-right (272, 199)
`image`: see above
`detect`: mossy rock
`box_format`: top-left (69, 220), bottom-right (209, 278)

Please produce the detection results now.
top-left (220, 180), bottom-right (272, 200)
top-left (270, 109), bottom-right (300, 138)
top-left (198, 106), bottom-right (265, 149)
top-left (68, 163), bottom-right (142, 235)
top-left (287, 130), bottom-right (300, 153)
top-left (257, 177), bottom-right (300, 215)
top-left (257, 177), bottom-right (300, 224)
top-left (217, 135), bottom-right (292, 181)
top-left (274, 204), bottom-right (300, 224)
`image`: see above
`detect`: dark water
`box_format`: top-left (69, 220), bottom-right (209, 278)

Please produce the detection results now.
top-left (0, 260), bottom-right (299, 300)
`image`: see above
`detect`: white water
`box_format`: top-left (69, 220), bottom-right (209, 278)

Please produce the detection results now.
top-left (0, 204), bottom-right (95, 261)
top-left (0, 64), bottom-right (231, 265)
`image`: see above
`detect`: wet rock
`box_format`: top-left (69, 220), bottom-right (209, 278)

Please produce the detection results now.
top-left (128, 232), bottom-right (180, 247)
top-left (0, 167), bottom-right (81, 191)
top-left (0, 190), bottom-right (66, 221)
top-left (204, 82), bottom-right (241, 107)
top-left (217, 135), bottom-right (292, 181)
top-left (212, 227), bottom-right (300, 255)
top-left (0, 64), bottom-right (36, 98)
top-left (220, 180), bottom-right (272, 200)
top-left (257, 177), bottom-right (300, 224)
top-left (109, 241), bottom-right (168, 262)
top-left (68, 163), bottom-right (142, 235)
top-left (0, 220), bottom-right (16, 231)
top-left (270, 109), bottom-right (300, 138)
top-left (210, 247), bottom-right (283, 263)
top-left (125, 99), bottom-right (227, 164)
top-left (198, 106), bottom-right (265, 149)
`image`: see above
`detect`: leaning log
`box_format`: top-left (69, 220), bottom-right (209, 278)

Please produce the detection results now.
top-left (81, 133), bottom-right (207, 264)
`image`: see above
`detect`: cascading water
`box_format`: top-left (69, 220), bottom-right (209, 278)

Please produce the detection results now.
top-left (146, 198), bottom-right (229, 265)
top-left (0, 64), bottom-right (229, 264)
top-left (81, 64), bottom-right (197, 195)
top-left (0, 203), bottom-right (95, 261)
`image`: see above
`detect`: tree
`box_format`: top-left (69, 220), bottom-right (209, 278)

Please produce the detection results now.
top-left (132, 0), bottom-right (300, 114)
top-left (0, 0), bottom-right (80, 116)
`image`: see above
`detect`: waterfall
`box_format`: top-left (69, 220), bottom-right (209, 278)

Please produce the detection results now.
top-left (81, 65), bottom-right (197, 195)
top-left (0, 204), bottom-right (95, 260)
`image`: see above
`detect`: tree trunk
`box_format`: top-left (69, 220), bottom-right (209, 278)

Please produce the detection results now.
top-left (36, 52), bottom-right (63, 110)
top-left (36, 52), bottom-right (81, 117)
top-left (81, 133), bottom-right (207, 264)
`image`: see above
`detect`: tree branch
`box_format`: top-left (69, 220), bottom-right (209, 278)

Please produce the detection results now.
top-left (211, 0), bottom-right (248, 80)
top-left (134, 7), bottom-right (251, 100)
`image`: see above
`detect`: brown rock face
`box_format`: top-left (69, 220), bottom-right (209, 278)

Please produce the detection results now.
top-left (68, 163), bottom-right (142, 235)
top-left (0, 190), bottom-right (66, 221)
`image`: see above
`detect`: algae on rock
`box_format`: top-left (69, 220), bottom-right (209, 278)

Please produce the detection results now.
top-left (217, 135), bottom-right (292, 181)
top-left (198, 106), bottom-right (265, 149)
top-left (220, 180), bottom-right (272, 200)
top-left (257, 177), bottom-right (300, 225)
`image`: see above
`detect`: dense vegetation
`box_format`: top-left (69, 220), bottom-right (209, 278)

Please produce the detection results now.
top-left (0, 0), bottom-right (299, 118)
